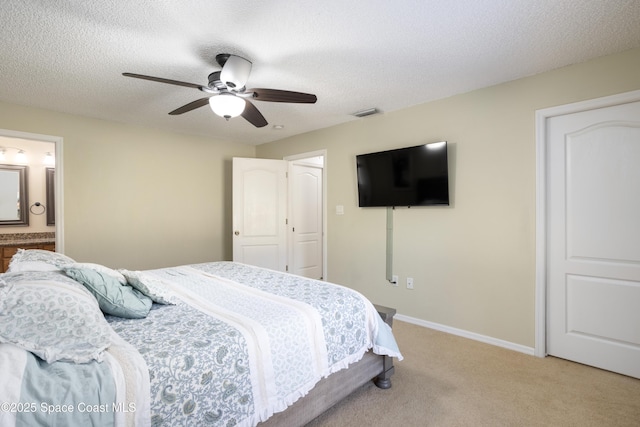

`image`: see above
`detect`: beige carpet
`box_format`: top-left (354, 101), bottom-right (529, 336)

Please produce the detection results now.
top-left (306, 320), bottom-right (640, 427)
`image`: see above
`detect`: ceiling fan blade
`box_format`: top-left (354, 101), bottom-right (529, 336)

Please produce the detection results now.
top-left (241, 100), bottom-right (268, 128)
top-left (169, 97), bottom-right (210, 115)
top-left (123, 73), bottom-right (204, 90)
top-left (249, 88), bottom-right (317, 104)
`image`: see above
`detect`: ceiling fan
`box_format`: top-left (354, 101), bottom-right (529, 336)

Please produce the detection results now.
top-left (123, 54), bottom-right (317, 128)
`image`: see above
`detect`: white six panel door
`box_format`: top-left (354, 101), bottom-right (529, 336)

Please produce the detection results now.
top-left (547, 100), bottom-right (640, 378)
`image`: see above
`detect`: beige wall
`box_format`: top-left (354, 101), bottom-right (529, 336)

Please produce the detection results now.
top-left (0, 102), bottom-right (255, 269)
top-left (256, 47), bottom-right (640, 348)
top-left (1, 47), bottom-right (638, 348)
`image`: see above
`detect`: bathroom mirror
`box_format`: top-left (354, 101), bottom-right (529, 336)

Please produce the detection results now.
top-left (0, 164), bottom-right (29, 226)
top-left (46, 167), bottom-right (55, 226)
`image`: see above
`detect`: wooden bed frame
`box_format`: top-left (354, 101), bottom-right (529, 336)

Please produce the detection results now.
top-left (259, 305), bottom-right (397, 426)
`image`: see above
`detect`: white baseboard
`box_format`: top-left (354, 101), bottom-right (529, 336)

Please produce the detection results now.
top-left (395, 313), bottom-right (535, 356)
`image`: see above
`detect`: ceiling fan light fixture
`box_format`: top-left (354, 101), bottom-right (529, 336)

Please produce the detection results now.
top-left (209, 94), bottom-right (246, 119)
top-left (123, 54), bottom-right (316, 128)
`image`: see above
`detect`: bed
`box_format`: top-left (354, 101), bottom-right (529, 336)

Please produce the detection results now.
top-left (0, 250), bottom-right (402, 426)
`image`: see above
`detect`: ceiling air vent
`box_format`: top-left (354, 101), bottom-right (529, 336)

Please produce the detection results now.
top-left (352, 108), bottom-right (380, 118)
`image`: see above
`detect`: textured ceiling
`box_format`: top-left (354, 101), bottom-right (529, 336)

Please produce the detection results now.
top-left (1, 0), bottom-right (640, 145)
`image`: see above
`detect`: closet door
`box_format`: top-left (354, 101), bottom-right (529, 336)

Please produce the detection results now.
top-left (546, 99), bottom-right (640, 379)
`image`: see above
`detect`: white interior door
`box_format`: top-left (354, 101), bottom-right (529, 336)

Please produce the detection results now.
top-left (289, 162), bottom-right (323, 279)
top-left (547, 99), bottom-right (640, 378)
top-left (232, 157), bottom-right (287, 271)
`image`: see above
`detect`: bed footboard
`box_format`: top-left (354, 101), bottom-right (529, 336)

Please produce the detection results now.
top-left (258, 305), bottom-right (396, 427)
top-left (373, 304), bottom-right (396, 389)
top-left (259, 351), bottom-right (385, 426)
top-left (259, 304), bottom-right (397, 426)
top-left (374, 354), bottom-right (395, 389)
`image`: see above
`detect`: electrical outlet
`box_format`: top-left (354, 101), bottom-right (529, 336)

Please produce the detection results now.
top-left (407, 277), bottom-right (414, 289)
top-left (391, 275), bottom-right (399, 286)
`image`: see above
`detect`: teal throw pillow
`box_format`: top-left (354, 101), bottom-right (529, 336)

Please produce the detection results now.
top-left (63, 267), bottom-right (152, 319)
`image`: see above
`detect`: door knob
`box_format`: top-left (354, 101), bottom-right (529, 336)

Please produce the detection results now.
top-left (234, 230), bottom-right (240, 236)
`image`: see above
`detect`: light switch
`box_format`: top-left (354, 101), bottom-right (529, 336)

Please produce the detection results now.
top-left (336, 205), bottom-right (344, 215)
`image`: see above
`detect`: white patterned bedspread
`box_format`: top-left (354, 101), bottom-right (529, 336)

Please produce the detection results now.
top-left (0, 271), bottom-right (150, 427)
top-left (0, 331), bottom-right (149, 427)
top-left (106, 261), bottom-right (402, 427)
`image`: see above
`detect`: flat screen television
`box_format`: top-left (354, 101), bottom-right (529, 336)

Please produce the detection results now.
top-left (356, 141), bottom-right (449, 207)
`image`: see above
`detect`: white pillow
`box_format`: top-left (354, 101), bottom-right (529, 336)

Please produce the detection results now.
top-left (7, 249), bottom-right (75, 272)
top-left (68, 262), bottom-right (127, 284)
top-left (0, 272), bottom-right (112, 363)
top-left (119, 269), bottom-right (177, 305)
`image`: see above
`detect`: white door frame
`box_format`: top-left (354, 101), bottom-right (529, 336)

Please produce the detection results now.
top-left (284, 150), bottom-right (327, 281)
top-left (0, 128), bottom-right (64, 253)
top-left (534, 89), bottom-right (640, 358)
